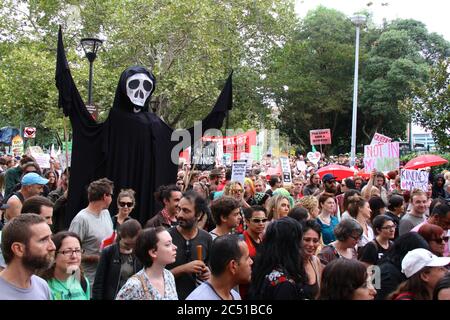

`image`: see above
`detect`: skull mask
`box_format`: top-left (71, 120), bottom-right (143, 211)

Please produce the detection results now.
top-left (126, 73), bottom-right (154, 113)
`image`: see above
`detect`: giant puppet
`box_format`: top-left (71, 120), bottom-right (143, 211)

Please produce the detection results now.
top-left (55, 28), bottom-right (232, 226)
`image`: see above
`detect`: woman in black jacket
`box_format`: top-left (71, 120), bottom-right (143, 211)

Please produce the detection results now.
top-left (376, 232), bottom-right (429, 300)
top-left (93, 219), bottom-right (143, 300)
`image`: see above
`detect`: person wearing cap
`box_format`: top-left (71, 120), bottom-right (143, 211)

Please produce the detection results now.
top-left (317, 174), bottom-right (340, 219)
top-left (389, 248), bottom-right (450, 300)
top-left (4, 172), bottom-right (48, 224)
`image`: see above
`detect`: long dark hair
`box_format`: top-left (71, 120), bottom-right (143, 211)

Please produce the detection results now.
top-left (388, 267), bottom-right (432, 300)
top-left (248, 217), bottom-right (306, 299)
top-left (319, 259), bottom-right (368, 300)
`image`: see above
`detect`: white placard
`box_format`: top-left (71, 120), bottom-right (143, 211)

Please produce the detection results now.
top-left (370, 132), bottom-right (392, 145)
top-left (231, 160), bottom-right (247, 185)
top-left (33, 153), bottom-right (51, 169)
top-left (296, 160), bottom-right (307, 172)
top-left (400, 169), bottom-right (429, 192)
top-left (280, 156), bottom-right (292, 183)
top-left (240, 152), bottom-right (253, 170)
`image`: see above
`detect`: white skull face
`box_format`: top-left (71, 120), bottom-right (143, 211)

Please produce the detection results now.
top-left (126, 73), bottom-right (153, 112)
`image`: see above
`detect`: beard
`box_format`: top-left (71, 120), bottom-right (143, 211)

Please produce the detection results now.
top-left (177, 217), bottom-right (196, 230)
top-left (22, 248), bottom-right (54, 272)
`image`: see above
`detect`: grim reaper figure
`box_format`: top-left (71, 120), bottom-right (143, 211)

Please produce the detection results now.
top-left (56, 28), bottom-right (232, 226)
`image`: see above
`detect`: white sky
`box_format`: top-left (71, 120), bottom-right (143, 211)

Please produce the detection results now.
top-left (295, 0), bottom-right (450, 41)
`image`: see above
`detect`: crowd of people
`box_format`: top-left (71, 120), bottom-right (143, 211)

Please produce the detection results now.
top-left (0, 151), bottom-right (449, 300)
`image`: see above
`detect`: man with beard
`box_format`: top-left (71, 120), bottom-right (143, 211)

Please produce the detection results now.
top-left (317, 174), bottom-right (340, 218)
top-left (145, 184), bottom-right (182, 229)
top-left (0, 214), bottom-right (55, 299)
top-left (167, 190), bottom-right (212, 299)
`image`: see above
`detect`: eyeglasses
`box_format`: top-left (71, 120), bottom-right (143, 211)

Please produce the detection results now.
top-left (381, 225), bottom-right (396, 230)
top-left (431, 237), bottom-right (449, 244)
top-left (119, 201), bottom-right (134, 207)
top-left (231, 189), bottom-right (243, 194)
top-left (349, 235), bottom-right (361, 241)
top-left (57, 249), bottom-right (85, 257)
top-left (250, 218), bottom-right (268, 224)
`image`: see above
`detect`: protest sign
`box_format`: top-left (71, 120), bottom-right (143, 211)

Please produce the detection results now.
top-left (240, 152), bottom-right (253, 170)
top-left (400, 169), bottom-right (429, 192)
top-left (192, 141), bottom-right (216, 170)
top-left (280, 157), bottom-right (292, 184)
top-left (370, 132), bottom-right (392, 145)
top-left (363, 142), bottom-right (399, 173)
top-left (231, 160), bottom-right (247, 185)
top-left (11, 135), bottom-right (23, 156)
top-left (310, 129), bottom-right (331, 145)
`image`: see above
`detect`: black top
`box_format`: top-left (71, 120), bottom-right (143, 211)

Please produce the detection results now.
top-left (358, 239), bottom-right (392, 265)
top-left (376, 261), bottom-right (406, 300)
top-left (167, 227), bottom-right (213, 300)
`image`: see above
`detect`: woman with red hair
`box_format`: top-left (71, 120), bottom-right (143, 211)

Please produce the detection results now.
top-left (418, 224), bottom-right (447, 257)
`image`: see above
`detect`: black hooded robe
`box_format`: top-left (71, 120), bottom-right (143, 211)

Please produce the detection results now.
top-left (55, 28), bottom-right (232, 226)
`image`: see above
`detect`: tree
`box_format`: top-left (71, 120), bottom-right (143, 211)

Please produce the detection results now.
top-left (400, 58), bottom-right (450, 151)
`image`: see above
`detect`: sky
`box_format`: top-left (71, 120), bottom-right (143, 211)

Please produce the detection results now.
top-left (295, 0), bottom-right (450, 41)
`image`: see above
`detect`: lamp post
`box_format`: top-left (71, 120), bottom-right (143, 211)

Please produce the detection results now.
top-left (80, 37), bottom-right (103, 119)
top-left (349, 14), bottom-right (366, 167)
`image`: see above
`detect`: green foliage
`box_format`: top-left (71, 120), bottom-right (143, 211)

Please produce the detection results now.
top-left (400, 58), bottom-right (450, 151)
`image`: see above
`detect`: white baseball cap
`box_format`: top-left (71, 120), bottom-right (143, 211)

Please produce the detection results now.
top-left (401, 248), bottom-right (450, 278)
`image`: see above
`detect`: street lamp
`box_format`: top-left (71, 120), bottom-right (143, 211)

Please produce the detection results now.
top-left (350, 14), bottom-right (366, 167)
top-left (80, 37), bottom-right (103, 119)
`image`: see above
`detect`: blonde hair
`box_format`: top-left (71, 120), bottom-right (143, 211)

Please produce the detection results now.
top-left (267, 194), bottom-right (290, 221)
top-left (297, 196), bottom-right (319, 216)
top-left (224, 181), bottom-right (243, 197)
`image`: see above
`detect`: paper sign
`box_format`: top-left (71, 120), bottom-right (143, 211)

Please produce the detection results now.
top-left (363, 142), bottom-right (399, 173)
top-left (310, 129), bottom-right (331, 145)
top-left (11, 135), bottom-right (23, 156)
top-left (33, 153), bottom-right (51, 169)
top-left (280, 157), bottom-right (292, 183)
top-left (296, 160), bottom-right (307, 172)
top-left (400, 169), bottom-right (429, 192)
top-left (370, 132), bottom-right (392, 145)
top-left (307, 151), bottom-right (321, 164)
top-left (231, 160), bottom-right (247, 185)
top-left (240, 152), bottom-right (253, 170)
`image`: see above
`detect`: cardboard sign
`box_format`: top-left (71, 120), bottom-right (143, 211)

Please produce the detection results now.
top-left (11, 135), bottom-right (23, 156)
top-left (280, 157), bottom-right (292, 183)
top-left (310, 129), bottom-right (331, 145)
top-left (231, 160), bottom-right (247, 185)
top-left (363, 142), bottom-right (399, 173)
top-left (24, 127), bottom-right (36, 138)
top-left (400, 169), bottom-right (429, 192)
top-left (307, 151), bottom-right (321, 165)
top-left (370, 132), bottom-right (392, 145)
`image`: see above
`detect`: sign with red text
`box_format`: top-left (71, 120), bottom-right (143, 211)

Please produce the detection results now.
top-left (310, 129), bottom-right (331, 145)
top-left (370, 132), bottom-right (392, 145)
top-left (363, 142), bottom-right (399, 173)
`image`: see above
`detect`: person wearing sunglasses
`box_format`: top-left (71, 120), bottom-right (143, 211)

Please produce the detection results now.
top-left (40, 231), bottom-right (89, 300)
top-left (112, 189), bottom-right (136, 231)
top-left (418, 223), bottom-right (447, 257)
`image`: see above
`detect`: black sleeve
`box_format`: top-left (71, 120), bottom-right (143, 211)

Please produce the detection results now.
top-left (92, 246), bottom-right (112, 300)
top-left (272, 281), bottom-right (299, 300)
top-left (358, 242), bottom-right (378, 265)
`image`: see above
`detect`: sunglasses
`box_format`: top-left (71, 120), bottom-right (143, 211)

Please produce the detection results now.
top-left (250, 218), bottom-right (268, 224)
top-left (119, 201), bottom-right (134, 208)
top-left (431, 237), bottom-right (449, 244)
